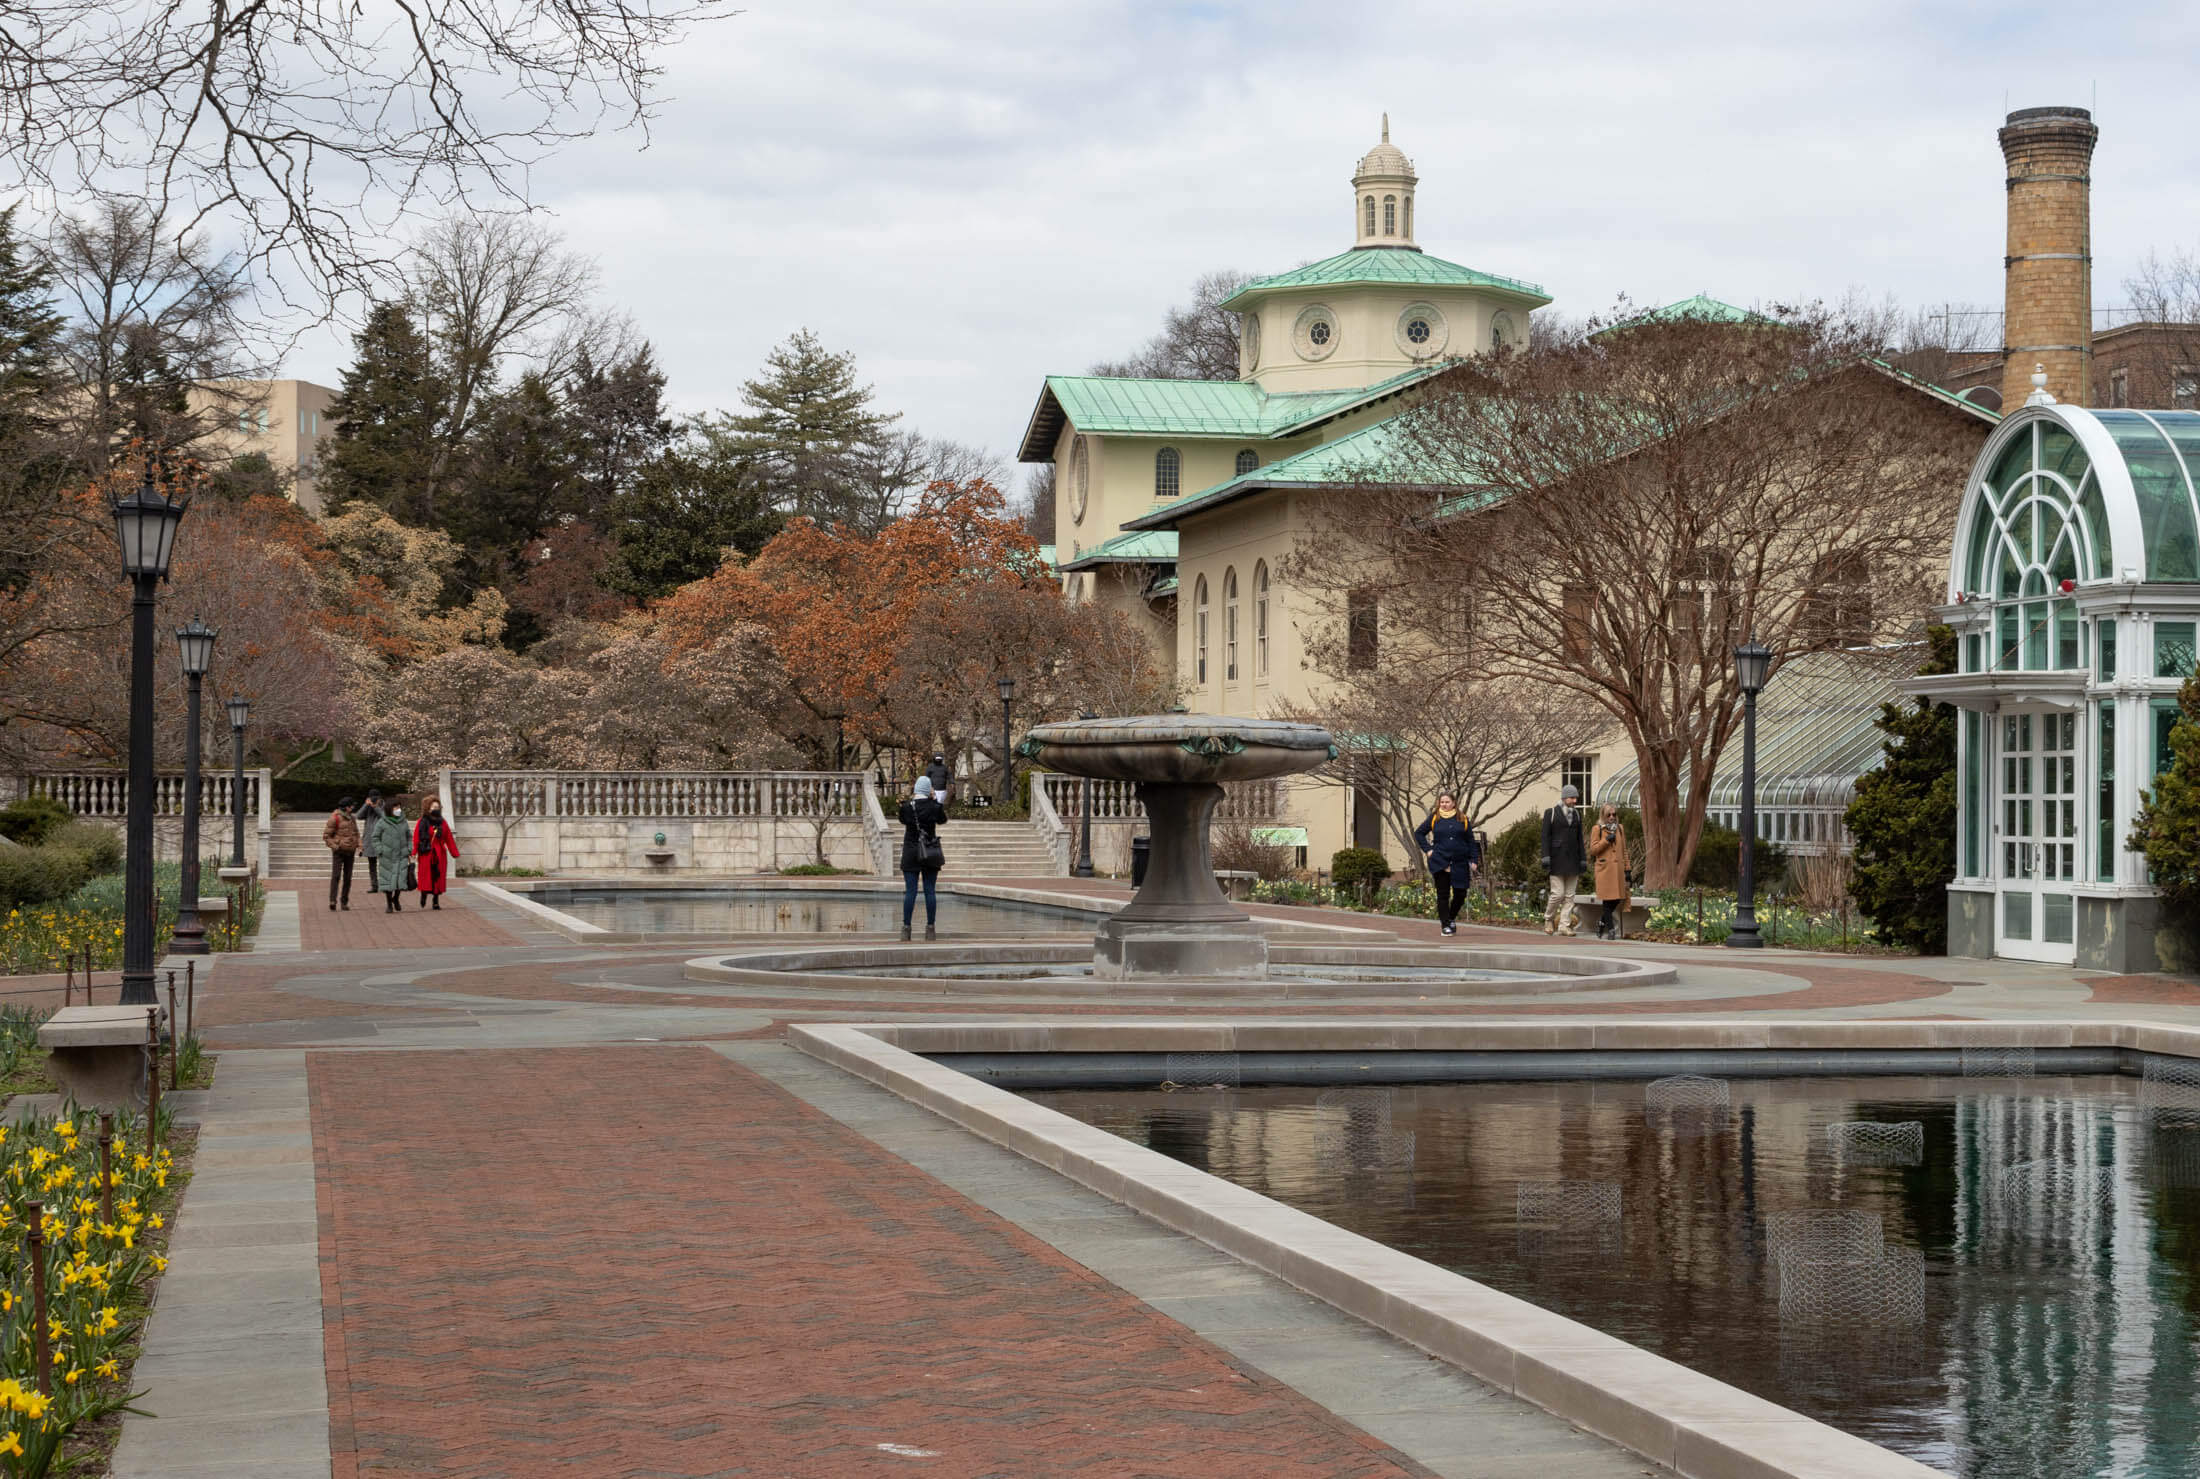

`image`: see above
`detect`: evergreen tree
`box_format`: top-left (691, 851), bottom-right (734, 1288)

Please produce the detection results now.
top-left (322, 302), bottom-right (444, 522)
top-left (602, 417), bottom-right (782, 600)
top-left (450, 371), bottom-right (577, 582)
top-left (0, 206), bottom-right (61, 419)
top-left (565, 345), bottom-right (671, 521)
top-left (1846, 626), bottom-right (1958, 953)
top-left (2129, 667), bottom-right (2200, 948)
top-left (728, 329), bottom-right (898, 525)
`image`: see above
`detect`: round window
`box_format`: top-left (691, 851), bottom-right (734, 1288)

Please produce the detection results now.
top-left (1292, 305), bottom-right (1340, 361)
top-left (1394, 303), bottom-right (1449, 358)
top-left (1240, 313), bottom-right (1261, 375)
top-left (1068, 437), bottom-right (1089, 525)
top-left (1406, 319), bottom-right (1430, 344)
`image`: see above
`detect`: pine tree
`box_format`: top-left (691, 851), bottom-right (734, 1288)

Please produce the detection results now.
top-left (321, 301), bottom-right (445, 522)
top-left (450, 372), bottom-right (576, 582)
top-left (565, 345), bottom-right (671, 521)
top-left (2130, 668), bottom-right (2200, 946)
top-left (728, 329), bottom-right (898, 525)
top-left (603, 418), bottom-right (782, 600)
top-left (0, 206), bottom-right (60, 417)
top-left (1846, 626), bottom-right (1958, 953)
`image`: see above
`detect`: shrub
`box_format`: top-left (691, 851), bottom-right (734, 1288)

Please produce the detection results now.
top-left (1486, 815), bottom-right (1544, 888)
top-left (2131, 666), bottom-right (2200, 964)
top-left (0, 846), bottom-right (94, 910)
top-left (1846, 626), bottom-right (1956, 952)
top-left (779, 862), bottom-right (857, 876)
top-left (47, 821), bottom-right (122, 875)
top-left (1686, 822), bottom-right (1788, 892)
top-left (1330, 847), bottom-right (1391, 900)
top-left (1212, 824), bottom-right (1294, 880)
top-left (0, 795), bottom-right (70, 846)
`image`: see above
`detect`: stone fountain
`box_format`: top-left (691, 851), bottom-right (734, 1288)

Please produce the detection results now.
top-left (1016, 714), bottom-right (1336, 979)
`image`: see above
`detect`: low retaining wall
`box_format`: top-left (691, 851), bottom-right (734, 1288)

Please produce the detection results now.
top-left (453, 816), bottom-right (872, 876)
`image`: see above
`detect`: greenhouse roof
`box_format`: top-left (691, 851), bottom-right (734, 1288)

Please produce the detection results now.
top-left (1595, 647), bottom-right (1913, 813)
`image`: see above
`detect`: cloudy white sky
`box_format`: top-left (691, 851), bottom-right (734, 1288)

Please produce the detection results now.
top-left (284, 1), bottom-right (2200, 480)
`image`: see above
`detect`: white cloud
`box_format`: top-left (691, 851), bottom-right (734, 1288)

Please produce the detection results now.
top-left (282, 0), bottom-right (2200, 471)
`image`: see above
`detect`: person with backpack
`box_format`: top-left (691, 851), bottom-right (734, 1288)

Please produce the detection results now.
top-left (323, 796), bottom-right (361, 911)
top-left (1413, 791), bottom-right (1480, 937)
top-left (898, 775), bottom-right (948, 941)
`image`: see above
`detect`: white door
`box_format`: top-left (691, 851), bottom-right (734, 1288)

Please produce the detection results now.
top-left (1996, 710), bottom-right (2078, 964)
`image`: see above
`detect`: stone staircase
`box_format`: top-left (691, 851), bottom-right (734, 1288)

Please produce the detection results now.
top-left (267, 813), bottom-right (337, 878)
top-left (933, 819), bottom-right (1063, 879)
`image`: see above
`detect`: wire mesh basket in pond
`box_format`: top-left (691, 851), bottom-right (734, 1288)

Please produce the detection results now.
top-left (1825, 1120), bottom-right (1925, 1167)
top-left (1162, 1052), bottom-right (1241, 1089)
top-left (1960, 1045), bottom-right (2037, 1078)
top-left (1775, 1245), bottom-right (1925, 1327)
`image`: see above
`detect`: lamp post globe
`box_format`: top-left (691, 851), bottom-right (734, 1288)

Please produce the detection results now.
top-left (111, 456), bottom-right (190, 1007)
top-left (168, 618), bottom-right (217, 955)
top-left (997, 677), bottom-right (1017, 811)
top-left (1726, 636), bottom-right (1775, 950)
top-left (225, 695), bottom-right (251, 868)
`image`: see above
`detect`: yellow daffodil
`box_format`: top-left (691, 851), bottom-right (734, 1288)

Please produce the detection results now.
top-left (95, 1358), bottom-right (117, 1379)
top-left (62, 1367), bottom-right (80, 1386)
top-left (149, 1254), bottom-right (167, 1273)
top-left (0, 1430), bottom-right (21, 1457)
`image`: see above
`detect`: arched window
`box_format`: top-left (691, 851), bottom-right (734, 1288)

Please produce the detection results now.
top-left (1348, 588), bottom-right (1378, 671)
top-left (1402, 196), bottom-right (1412, 239)
top-left (1154, 446), bottom-right (1180, 500)
top-left (1235, 449), bottom-right (1258, 476)
top-left (1254, 561), bottom-right (1270, 677)
top-left (1224, 567), bottom-right (1239, 682)
top-left (1674, 549), bottom-right (1732, 663)
top-left (1805, 552), bottom-right (1873, 648)
top-left (1364, 196), bottom-right (1376, 237)
top-left (1194, 576), bottom-right (1209, 685)
top-left (1383, 195), bottom-right (1396, 236)
top-left (1962, 422), bottom-right (2102, 670)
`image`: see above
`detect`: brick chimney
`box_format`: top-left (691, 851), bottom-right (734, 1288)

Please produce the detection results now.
top-left (2000, 106), bottom-right (2098, 409)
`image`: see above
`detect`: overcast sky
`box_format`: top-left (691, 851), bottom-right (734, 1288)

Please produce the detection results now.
top-left (284, 1), bottom-right (2200, 482)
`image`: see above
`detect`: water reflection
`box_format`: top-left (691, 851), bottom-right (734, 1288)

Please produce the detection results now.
top-left (528, 887), bottom-right (1088, 934)
top-left (1031, 1075), bottom-right (2200, 1478)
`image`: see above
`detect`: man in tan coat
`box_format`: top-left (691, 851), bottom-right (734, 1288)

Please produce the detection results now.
top-left (324, 796), bottom-right (362, 911)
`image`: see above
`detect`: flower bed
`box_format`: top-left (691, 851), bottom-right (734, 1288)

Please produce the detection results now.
top-left (0, 865), bottom-right (262, 975)
top-left (0, 1106), bottom-right (187, 1476)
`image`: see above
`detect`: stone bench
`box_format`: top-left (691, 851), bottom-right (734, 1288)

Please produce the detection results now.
top-left (36, 1005), bottom-right (162, 1109)
top-left (1214, 870), bottom-right (1258, 901)
top-left (1568, 894), bottom-right (1659, 939)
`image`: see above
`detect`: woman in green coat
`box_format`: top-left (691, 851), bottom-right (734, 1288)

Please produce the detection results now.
top-left (368, 802), bottom-right (412, 912)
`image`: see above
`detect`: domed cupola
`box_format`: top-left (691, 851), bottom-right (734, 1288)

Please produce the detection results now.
top-left (1351, 114), bottom-right (1418, 251)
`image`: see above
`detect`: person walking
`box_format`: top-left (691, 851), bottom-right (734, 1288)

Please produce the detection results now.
top-left (356, 790), bottom-right (386, 894)
top-left (323, 796), bottom-right (361, 911)
top-left (898, 776), bottom-right (948, 942)
top-left (1413, 792), bottom-right (1480, 937)
top-left (413, 797), bottom-right (460, 910)
top-left (924, 753), bottom-right (953, 805)
top-left (1590, 804), bottom-right (1630, 941)
top-left (368, 800), bottom-right (410, 912)
top-left (1540, 783), bottom-right (1588, 937)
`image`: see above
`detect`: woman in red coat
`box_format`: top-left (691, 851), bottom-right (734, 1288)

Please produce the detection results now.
top-left (413, 797), bottom-right (461, 909)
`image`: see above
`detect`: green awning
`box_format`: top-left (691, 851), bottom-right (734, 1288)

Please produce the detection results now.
top-left (1251, 826), bottom-right (1309, 847)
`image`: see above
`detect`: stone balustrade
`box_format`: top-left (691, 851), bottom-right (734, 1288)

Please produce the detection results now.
top-left (448, 770), bottom-right (868, 820)
top-left (18, 770), bottom-right (266, 818)
top-left (1036, 773), bottom-right (1288, 824)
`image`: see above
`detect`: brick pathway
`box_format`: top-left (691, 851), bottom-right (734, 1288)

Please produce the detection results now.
top-left (266, 878), bottom-right (519, 951)
top-left (309, 1047), bottom-right (1437, 1478)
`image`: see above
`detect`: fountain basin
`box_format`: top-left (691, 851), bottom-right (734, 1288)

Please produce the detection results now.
top-left (1016, 713), bottom-right (1338, 785)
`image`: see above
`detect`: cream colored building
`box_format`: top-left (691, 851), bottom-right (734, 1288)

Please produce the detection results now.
top-left (193, 379), bottom-right (340, 513)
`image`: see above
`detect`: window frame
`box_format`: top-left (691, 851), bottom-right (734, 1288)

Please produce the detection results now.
top-left (1347, 588), bottom-right (1378, 672)
top-left (1235, 449), bottom-right (1258, 477)
top-left (1224, 567), bottom-right (1239, 683)
top-left (1154, 446), bottom-right (1181, 501)
top-left (1254, 561), bottom-right (1270, 677)
top-left (1194, 575), bottom-right (1209, 685)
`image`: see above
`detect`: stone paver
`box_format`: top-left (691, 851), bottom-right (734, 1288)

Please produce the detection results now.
top-left (308, 1045), bottom-right (1451, 1478)
top-left (111, 1048), bottom-right (330, 1479)
top-left (268, 877), bottom-right (519, 952)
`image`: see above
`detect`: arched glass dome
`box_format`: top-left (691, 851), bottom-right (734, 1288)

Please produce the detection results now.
top-left (1954, 406), bottom-right (2200, 601)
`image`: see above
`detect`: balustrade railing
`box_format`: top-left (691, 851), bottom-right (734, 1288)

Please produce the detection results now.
top-left (447, 770), bottom-right (872, 821)
top-left (19, 770), bottom-right (265, 819)
top-left (1035, 773), bottom-right (1289, 824)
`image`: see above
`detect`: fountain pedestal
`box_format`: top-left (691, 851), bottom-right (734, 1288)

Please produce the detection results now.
top-left (1018, 715), bottom-right (1336, 981)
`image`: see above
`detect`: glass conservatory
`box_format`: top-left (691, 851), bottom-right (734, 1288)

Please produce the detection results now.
top-left (1916, 398), bottom-right (2200, 969)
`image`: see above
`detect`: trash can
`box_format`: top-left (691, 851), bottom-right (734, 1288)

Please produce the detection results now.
top-left (1130, 834), bottom-right (1151, 887)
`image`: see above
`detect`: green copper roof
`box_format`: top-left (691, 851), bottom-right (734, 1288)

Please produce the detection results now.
top-left (1018, 363), bottom-right (1445, 461)
top-left (1124, 416), bottom-right (1477, 531)
top-left (1601, 294), bottom-right (1766, 331)
top-left (1055, 529), bottom-right (1178, 571)
top-left (1221, 247), bottom-right (1551, 310)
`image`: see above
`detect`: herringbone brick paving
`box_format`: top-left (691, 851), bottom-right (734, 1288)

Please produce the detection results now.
top-left (308, 1046), bottom-right (1440, 1478)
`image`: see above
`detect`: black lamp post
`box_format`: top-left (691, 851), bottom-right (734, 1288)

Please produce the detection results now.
top-left (1727, 635), bottom-right (1774, 949)
top-left (225, 694), bottom-right (251, 867)
top-left (1073, 709), bottom-right (1096, 878)
top-left (168, 617), bottom-right (217, 955)
top-left (997, 676), bottom-right (1016, 810)
top-left (111, 457), bottom-right (190, 1006)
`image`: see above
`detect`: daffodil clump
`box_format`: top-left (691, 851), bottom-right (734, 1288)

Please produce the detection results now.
top-left (0, 1110), bottom-right (180, 1476)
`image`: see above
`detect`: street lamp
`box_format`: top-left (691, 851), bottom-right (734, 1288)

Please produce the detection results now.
top-left (1726, 635), bottom-right (1774, 949)
top-left (168, 618), bottom-right (217, 955)
top-left (997, 676), bottom-right (1017, 810)
top-left (1073, 709), bottom-right (1097, 878)
top-left (225, 694), bottom-right (251, 868)
top-left (110, 456), bottom-right (190, 1006)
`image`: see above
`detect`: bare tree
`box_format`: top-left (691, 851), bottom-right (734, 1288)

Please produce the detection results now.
top-left (1092, 268), bottom-right (1252, 381)
top-left (1275, 671), bottom-right (1603, 865)
top-left (42, 198), bottom-right (267, 470)
top-left (1288, 302), bottom-right (1987, 887)
top-left (1021, 462), bottom-right (1056, 539)
top-left (0, 0), bottom-right (734, 295)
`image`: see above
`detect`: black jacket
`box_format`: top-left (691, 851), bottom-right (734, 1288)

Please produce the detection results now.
top-left (924, 761), bottom-right (952, 795)
top-left (898, 797), bottom-right (947, 873)
top-left (1413, 812), bottom-right (1480, 885)
top-left (1541, 804), bottom-right (1588, 875)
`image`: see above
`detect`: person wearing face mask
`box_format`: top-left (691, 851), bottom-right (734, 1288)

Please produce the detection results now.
top-left (1590, 804), bottom-right (1630, 940)
top-left (412, 797), bottom-right (460, 910)
top-left (1413, 791), bottom-right (1479, 937)
top-left (1540, 782), bottom-right (1588, 937)
top-left (369, 800), bottom-right (411, 912)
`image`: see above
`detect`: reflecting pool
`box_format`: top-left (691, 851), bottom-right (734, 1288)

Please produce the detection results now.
top-left (1032, 1075), bottom-right (2200, 1478)
top-left (529, 886), bottom-right (1095, 934)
